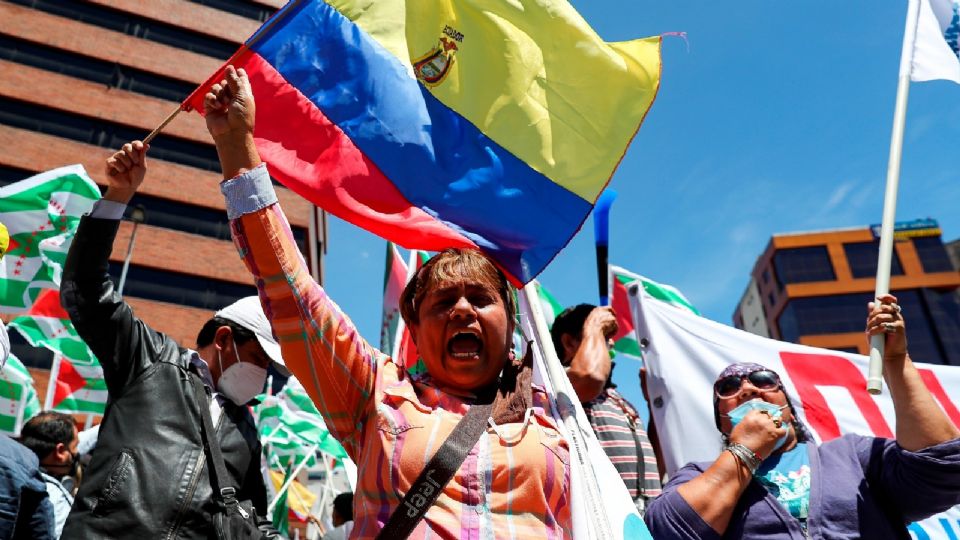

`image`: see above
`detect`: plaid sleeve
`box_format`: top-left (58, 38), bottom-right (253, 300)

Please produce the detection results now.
top-left (222, 165), bottom-right (379, 459)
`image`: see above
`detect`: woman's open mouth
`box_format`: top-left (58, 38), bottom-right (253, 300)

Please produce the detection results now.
top-left (447, 331), bottom-right (483, 360)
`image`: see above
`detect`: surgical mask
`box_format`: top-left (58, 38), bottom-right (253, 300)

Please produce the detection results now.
top-left (217, 342), bottom-right (268, 405)
top-left (724, 399), bottom-right (790, 452)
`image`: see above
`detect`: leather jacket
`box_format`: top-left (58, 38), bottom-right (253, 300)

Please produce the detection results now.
top-left (60, 216), bottom-right (277, 539)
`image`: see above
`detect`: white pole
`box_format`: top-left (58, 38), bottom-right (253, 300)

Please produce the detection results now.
top-left (868, 0), bottom-right (922, 395)
top-left (117, 219), bottom-right (142, 296)
top-left (269, 444), bottom-right (319, 513)
top-left (13, 385), bottom-right (29, 435)
top-left (521, 282), bottom-right (612, 540)
top-left (43, 353), bottom-right (62, 410)
top-left (84, 413), bottom-right (94, 430)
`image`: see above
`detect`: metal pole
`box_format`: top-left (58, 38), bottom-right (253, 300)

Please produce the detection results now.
top-left (868, 0), bottom-right (921, 395)
top-left (117, 205), bottom-right (146, 296)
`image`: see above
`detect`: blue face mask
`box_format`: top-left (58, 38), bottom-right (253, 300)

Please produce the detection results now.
top-left (724, 399), bottom-right (790, 451)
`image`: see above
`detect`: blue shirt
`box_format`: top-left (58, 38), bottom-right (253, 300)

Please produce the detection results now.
top-left (755, 442), bottom-right (811, 525)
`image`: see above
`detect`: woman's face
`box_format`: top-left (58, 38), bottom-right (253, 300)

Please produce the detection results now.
top-left (716, 373), bottom-right (794, 435)
top-left (409, 277), bottom-right (512, 392)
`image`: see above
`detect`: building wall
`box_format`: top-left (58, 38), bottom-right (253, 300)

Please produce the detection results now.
top-left (0, 0), bottom-right (320, 404)
top-left (747, 225), bottom-right (960, 364)
top-left (733, 277), bottom-right (770, 337)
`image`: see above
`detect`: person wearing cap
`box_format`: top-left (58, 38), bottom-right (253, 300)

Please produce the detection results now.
top-left (645, 295), bottom-right (960, 539)
top-left (58, 141), bottom-right (282, 539)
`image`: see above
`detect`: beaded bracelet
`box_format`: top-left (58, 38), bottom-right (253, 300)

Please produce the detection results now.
top-left (726, 442), bottom-right (762, 474)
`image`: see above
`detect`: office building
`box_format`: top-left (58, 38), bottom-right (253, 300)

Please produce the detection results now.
top-left (733, 219), bottom-right (960, 365)
top-left (0, 1), bottom-right (325, 394)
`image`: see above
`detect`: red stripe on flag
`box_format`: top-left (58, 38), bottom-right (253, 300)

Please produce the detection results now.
top-left (186, 52), bottom-right (483, 257)
top-left (28, 289), bottom-right (69, 319)
top-left (53, 358), bottom-right (88, 409)
top-left (611, 277), bottom-right (634, 341)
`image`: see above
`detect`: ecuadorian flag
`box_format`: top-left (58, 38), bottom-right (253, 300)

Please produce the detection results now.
top-left (185, 0), bottom-right (661, 285)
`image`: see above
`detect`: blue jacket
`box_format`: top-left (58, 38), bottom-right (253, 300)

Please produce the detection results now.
top-left (0, 435), bottom-right (55, 540)
top-left (645, 435), bottom-right (960, 539)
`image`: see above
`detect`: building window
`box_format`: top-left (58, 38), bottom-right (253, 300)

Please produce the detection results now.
top-left (913, 236), bottom-right (955, 273)
top-left (777, 290), bottom-right (950, 365)
top-left (762, 269), bottom-right (771, 284)
top-left (767, 291), bottom-right (776, 307)
top-left (773, 246), bottom-right (835, 286)
top-left (107, 263), bottom-right (257, 311)
top-left (843, 241), bottom-right (905, 278)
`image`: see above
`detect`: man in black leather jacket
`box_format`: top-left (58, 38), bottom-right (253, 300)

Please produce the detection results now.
top-left (59, 141), bottom-right (283, 539)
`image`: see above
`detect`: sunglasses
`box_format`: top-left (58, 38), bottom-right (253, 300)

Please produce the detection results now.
top-left (714, 369), bottom-right (781, 399)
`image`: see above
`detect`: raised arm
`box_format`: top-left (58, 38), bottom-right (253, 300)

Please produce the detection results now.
top-left (868, 294), bottom-right (960, 451)
top-left (206, 66), bottom-right (379, 459)
top-left (61, 142), bottom-right (164, 394)
top-left (565, 307), bottom-right (616, 402)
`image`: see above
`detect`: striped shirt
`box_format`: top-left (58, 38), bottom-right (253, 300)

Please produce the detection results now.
top-left (582, 386), bottom-right (662, 502)
top-left (222, 165), bottom-right (572, 539)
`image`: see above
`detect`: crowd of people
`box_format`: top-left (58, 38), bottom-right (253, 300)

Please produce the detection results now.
top-left (0, 65), bottom-right (957, 539)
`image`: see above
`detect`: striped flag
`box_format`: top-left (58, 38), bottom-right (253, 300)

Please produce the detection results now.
top-left (184, 0), bottom-right (661, 285)
top-left (610, 265), bottom-right (698, 362)
top-left (0, 353), bottom-right (41, 435)
top-left (9, 289), bottom-right (107, 414)
top-left (379, 242), bottom-right (407, 353)
top-left (383, 249), bottom-right (430, 374)
top-left (255, 378), bottom-right (347, 468)
top-left (0, 165), bottom-right (100, 313)
top-left (268, 468), bottom-right (318, 535)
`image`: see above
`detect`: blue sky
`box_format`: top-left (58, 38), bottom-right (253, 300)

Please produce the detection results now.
top-left (318, 1), bottom-right (960, 413)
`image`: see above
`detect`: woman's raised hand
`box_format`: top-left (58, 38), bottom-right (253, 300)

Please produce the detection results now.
top-left (728, 409), bottom-right (787, 460)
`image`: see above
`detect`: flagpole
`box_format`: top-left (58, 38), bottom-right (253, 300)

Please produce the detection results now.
top-left (269, 443), bottom-right (319, 513)
top-left (868, 0), bottom-right (922, 395)
top-left (593, 190), bottom-right (617, 306)
top-left (13, 386), bottom-right (28, 435)
top-left (43, 353), bottom-right (62, 410)
top-left (521, 282), bottom-right (613, 540)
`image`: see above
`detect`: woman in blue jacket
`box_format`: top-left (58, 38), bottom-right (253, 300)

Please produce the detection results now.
top-left (645, 295), bottom-right (960, 539)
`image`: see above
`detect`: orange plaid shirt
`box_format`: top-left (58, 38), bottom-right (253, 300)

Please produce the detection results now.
top-left (223, 165), bottom-right (572, 538)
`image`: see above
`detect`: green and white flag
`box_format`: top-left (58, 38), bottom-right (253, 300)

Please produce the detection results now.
top-left (380, 242), bottom-right (407, 353)
top-left (610, 265), bottom-right (698, 361)
top-left (0, 353), bottom-right (41, 435)
top-left (0, 165), bottom-right (100, 313)
top-left (514, 281), bottom-right (564, 352)
top-left (255, 378), bottom-right (347, 468)
top-left (9, 289), bottom-right (106, 414)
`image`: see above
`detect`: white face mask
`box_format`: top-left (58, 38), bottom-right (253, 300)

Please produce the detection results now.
top-left (217, 340), bottom-right (268, 405)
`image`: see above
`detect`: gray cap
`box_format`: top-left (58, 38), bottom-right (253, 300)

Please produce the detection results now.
top-left (215, 296), bottom-right (289, 376)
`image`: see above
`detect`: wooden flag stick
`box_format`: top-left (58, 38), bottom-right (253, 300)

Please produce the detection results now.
top-left (143, 105), bottom-right (183, 145)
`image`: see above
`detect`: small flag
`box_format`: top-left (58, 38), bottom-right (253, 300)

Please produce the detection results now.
top-left (184, 0), bottom-right (661, 285)
top-left (0, 353), bottom-right (41, 434)
top-left (380, 242), bottom-right (407, 353)
top-left (906, 0), bottom-right (960, 84)
top-left (255, 378), bottom-right (347, 468)
top-left (268, 469), bottom-right (317, 529)
top-left (609, 265), bottom-right (698, 361)
top-left (9, 289), bottom-right (107, 414)
top-left (0, 165), bottom-right (100, 313)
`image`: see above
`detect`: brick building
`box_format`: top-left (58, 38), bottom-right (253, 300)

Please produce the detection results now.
top-left (733, 219), bottom-right (960, 366)
top-left (0, 1), bottom-right (325, 401)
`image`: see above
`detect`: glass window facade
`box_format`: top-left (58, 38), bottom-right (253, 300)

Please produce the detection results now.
top-left (843, 241), bottom-right (904, 278)
top-left (913, 236), bottom-right (955, 273)
top-left (777, 289), bottom-right (960, 366)
top-left (773, 246), bottom-right (835, 286)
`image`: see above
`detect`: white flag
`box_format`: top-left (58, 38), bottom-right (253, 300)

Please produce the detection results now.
top-left (905, 0), bottom-right (960, 83)
top-left (630, 283), bottom-right (960, 540)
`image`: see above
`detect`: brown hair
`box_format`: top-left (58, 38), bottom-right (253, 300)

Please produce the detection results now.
top-left (399, 248), bottom-right (529, 423)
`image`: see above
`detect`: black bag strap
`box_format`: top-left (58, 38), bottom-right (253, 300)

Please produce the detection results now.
top-left (191, 375), bottom-right (242, 510)
top-left (376, 387), bottom-right (497, 539)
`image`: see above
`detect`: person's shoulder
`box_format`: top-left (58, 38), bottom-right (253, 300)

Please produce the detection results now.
top-left (0, 435), bottom-right (38, 470)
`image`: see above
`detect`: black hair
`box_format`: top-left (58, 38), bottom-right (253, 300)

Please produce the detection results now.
top-left (332, 492), bottom-right (354, 522)
top-left (20, 411), bottom-right (76, 461)
top-left (196, 317), bottom-right (257, 348)
top-left (549, 304), bottom-right (596, 363)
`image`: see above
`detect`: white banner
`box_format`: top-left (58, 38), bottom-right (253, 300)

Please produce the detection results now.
top-left (630, 284), bottom-right (960, 539)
